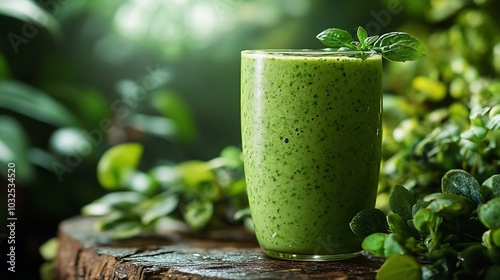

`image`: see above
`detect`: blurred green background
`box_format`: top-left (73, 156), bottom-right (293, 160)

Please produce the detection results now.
top-left (0, 0), bottom-right (499, 279)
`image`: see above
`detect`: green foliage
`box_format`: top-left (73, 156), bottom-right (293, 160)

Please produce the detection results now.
top-left (353, 170), bottom-right (500, 280)
top-left (376, 254), bottom-right (421, 280)
top-left (83, 144), bottom-right (247, 238)
top-left (316, 26), bottom-right (426, 61)
top-left (380, 1), bottom-right (500, 198)
top-left (0, 80), bottom-right (78, 126)
top-left (96, 143), bottom-right (144, 190)
top-left (0, 0), bottom-right (61, 37)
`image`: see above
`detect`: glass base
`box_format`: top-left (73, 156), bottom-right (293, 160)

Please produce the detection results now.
top-left (264, 249), bottom-right (361, 261)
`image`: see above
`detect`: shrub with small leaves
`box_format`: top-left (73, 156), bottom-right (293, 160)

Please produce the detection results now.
top-left (351, 170), bottom-right (500, 280)
top-left (82, 144), bottom-right (248, 238)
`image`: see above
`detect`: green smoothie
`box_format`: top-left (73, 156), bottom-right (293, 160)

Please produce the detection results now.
top-left (241, 50), bottom-right (382, 260)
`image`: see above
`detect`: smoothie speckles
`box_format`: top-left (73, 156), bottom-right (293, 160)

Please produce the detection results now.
top-left (241, 50), bottom-right (382, 256)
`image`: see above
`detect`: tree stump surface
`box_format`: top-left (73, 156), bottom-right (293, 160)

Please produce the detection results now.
top-left (53, 216), bottom-right (385, 279)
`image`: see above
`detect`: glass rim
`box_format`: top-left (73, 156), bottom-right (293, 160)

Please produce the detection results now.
top-left (241, 49), bottom-right (379, 57)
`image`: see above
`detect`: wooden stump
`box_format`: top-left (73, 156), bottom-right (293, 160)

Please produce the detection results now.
top-left (53, 216), bottom-right (385, 279)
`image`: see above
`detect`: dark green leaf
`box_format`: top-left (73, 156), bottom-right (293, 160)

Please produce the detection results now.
top-left (97, 143), bottom-right (144, 190)
top-left (459, 245), bottom-right (490, 276)
top-left (387, 213), bottom-right (413, 239)
top-left (362, 233), bottom-right (387, 257)
top-left (390, 185), bottom-right (417, 221)
top-left (349, 208), bottom-right (389, 238)
top-left (316, 28), bottom-right (354, 48)
top-left (479, 197), bottom-right (500, 229)
top-left (485, 266), bottom-right (500, 280)
top-left (441, 169), bottom-right (483, 205)
top-left (374, 32), bottom-right (426, 62)
top-left (421, 257), bottom-right (452, 280)
top-left (0, 53), bottom-right (10, 79)
top-left (488, 247), bottom-right (500, 265)
top-left (0, 80), bottom-right (78, 126)
top-left (481, 175), bottom-right (500, 199)
top-left (376, 254), bottom-right (421, 280)
top-left (412, 200), bottom-right (432, 216)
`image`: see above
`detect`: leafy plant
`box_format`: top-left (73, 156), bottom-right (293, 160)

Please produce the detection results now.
top-left (351, 170), bottom-right (500, 280)
top-left (316, 26), bottom-right (426, 61)
top-left (82, 143), bottom-right (248, 238)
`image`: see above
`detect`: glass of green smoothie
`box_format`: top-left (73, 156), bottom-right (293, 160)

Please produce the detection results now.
top-left (241, 49), bottom-right (382, 261)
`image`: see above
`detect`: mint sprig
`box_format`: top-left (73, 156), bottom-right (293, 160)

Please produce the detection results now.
top-left (316, 26), bottom-right (426, 62)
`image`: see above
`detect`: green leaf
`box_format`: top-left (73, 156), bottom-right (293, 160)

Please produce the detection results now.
top-left (485, 266), bottom-right (500, 280)
top-left (222, 178), bottom-right (246, 197)
top-left (390, 185), bottom-right (417, 221)
top-left (413, 208), bottom-right (442, 233)
top-left (376, 254), bottom-right (421, 280)
top-left (362, 233), bottom-right (388, 257)
top-left (124, 171), bottom-right (159, 196)
top-left (81, 191), bottom-right (147, 216)
top-left (387, 213), bottom-right (413, 239)
top-left (479, 197), bottom-right (500, 229)
top-left (0, 0), bottom-right (61, 38)
top-left (441, 169), bottom-right (483, 205)
top-left (184, 200), bottom-right (213, 231)
top-left (142, 192), bottom-right (179, 225)
top-left (39, 237), bottom-right (58, 261)
top-left (349, 208), bottom-right (389, 238)
top-left (220, 146), bottom-right (244, 169)
top-left (95, 212), bottom-right (141, 233)
top-left (177, 160), bottom-right (215, 192)
top-left (0, 80), bottom-right (78, 126)
top-left (460, 125), bottom-right (488, 143)
top-left (364, 35), bottom-right (379, 46)
top-left (374, 32), bottom-right (426, 62)
top-left (459, 245), bottom-right (490, 276)
top-left (357, 26), bottom-right (368, 48)
top-left (483, 229), bottom-right (500, 248)
top-left (0, 115), bottom-right (35, 182)
top-left (97, 143), bottom-right (143, 190)
top-left (316, 28), bottom-right (354, 48)
top-left (384, 233), bottom-right (407, 257)
top-left (427, 194), bottom-right (468, 217)
top-left (481, 175), bottom-right (500, 199)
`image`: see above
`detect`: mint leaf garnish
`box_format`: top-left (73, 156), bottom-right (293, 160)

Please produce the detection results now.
top-left (316, 26), bottom-right (426, 62)
top-left (316, 28), bottom-right (354, 49)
